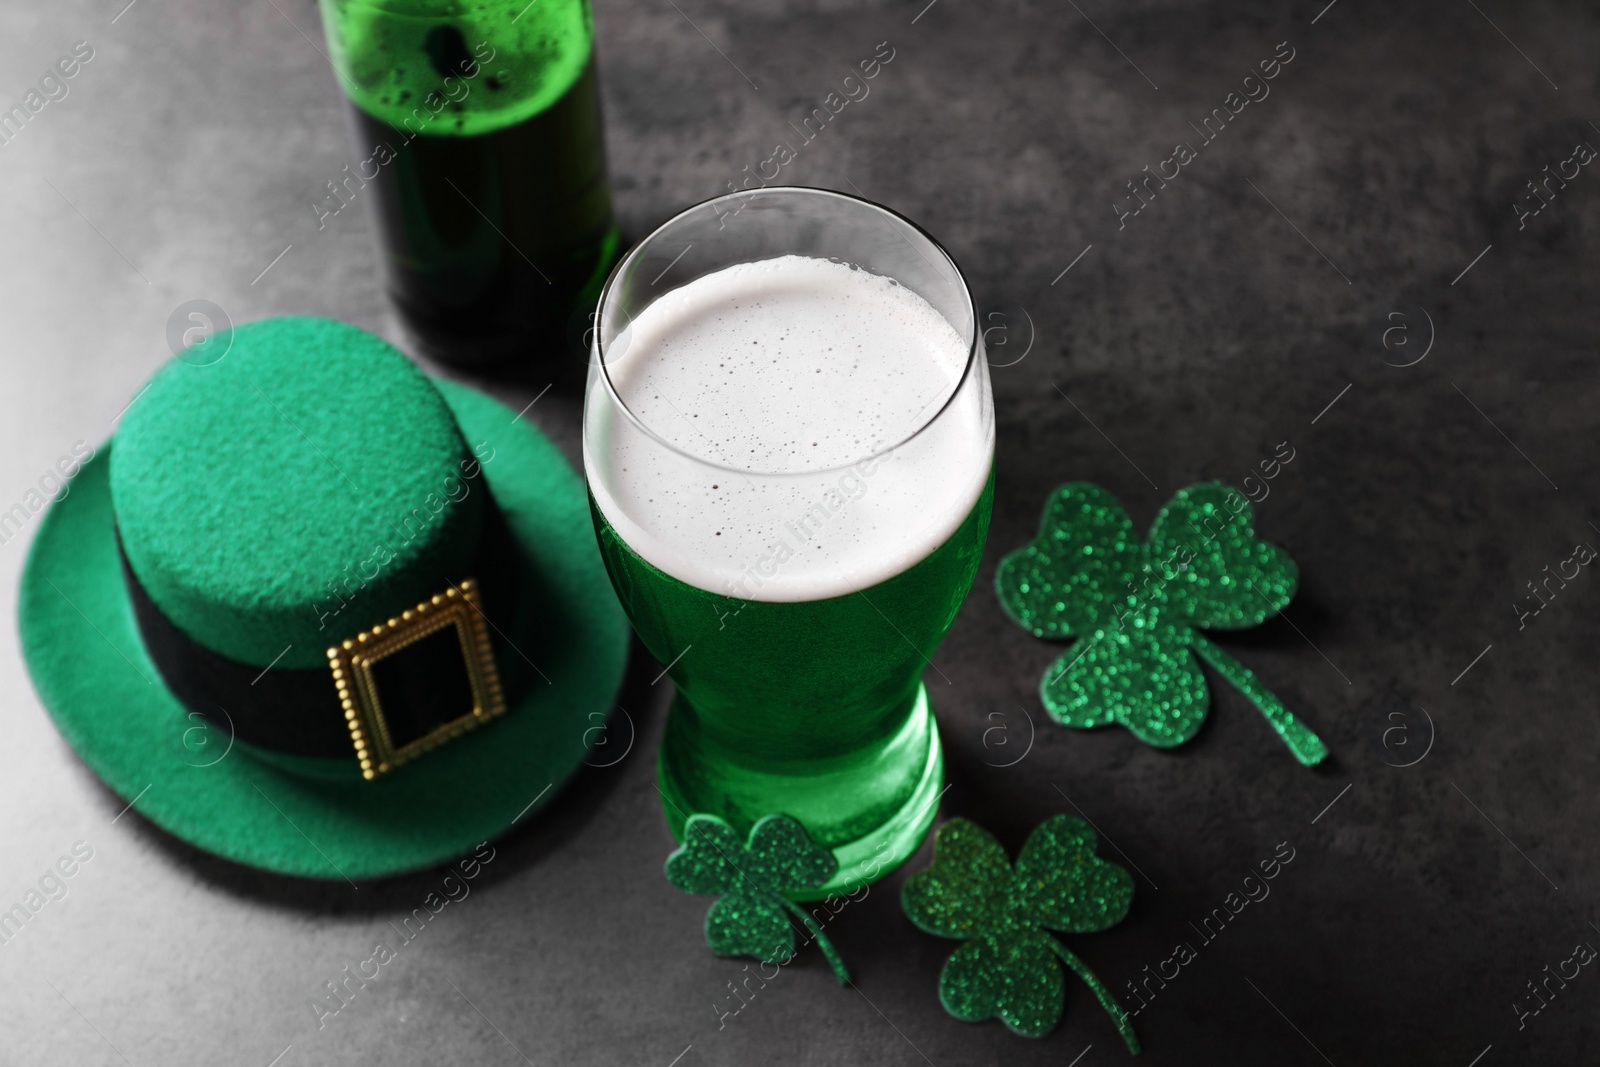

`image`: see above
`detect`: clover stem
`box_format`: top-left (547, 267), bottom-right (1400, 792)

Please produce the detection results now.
top-left (1190, 634), bottom-right (1329, 767)
top-left (779, 898), bottom-right (852, 984)
top-left (1048, 939), bottom-right (1141, 1055)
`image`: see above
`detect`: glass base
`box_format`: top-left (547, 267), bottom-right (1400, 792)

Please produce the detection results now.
top-left (658, 682), bottom-right (945, 901)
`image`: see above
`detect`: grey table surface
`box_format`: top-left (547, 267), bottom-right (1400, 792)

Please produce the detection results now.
top-left (3, 0), bottom-right (1599, 1063)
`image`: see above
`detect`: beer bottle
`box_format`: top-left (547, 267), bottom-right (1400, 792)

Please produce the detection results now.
top-left (319, 0), bottom-right (618, 370)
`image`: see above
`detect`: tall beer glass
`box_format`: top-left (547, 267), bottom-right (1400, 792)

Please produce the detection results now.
top-left (583, 188), bottom-right (994, 896)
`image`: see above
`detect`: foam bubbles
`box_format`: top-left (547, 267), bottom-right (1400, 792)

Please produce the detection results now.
top-left (585, 254), bottom-right (993, 602)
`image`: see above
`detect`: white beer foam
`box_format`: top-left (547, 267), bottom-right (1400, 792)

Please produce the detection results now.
top-left (585, 254), bottom-right (993, 602)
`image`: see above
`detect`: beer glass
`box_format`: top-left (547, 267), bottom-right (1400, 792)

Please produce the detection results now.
top-left (583, 188), bottom-right (994, 896)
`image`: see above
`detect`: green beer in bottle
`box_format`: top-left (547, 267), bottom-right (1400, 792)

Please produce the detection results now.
top-left (319, 0), bottom-right (617, 368)
top-left (584, 202), bottom-right (994, 896)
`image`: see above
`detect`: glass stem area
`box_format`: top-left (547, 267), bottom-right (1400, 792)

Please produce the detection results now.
top-left (593, 471), bottom-right (993, 897)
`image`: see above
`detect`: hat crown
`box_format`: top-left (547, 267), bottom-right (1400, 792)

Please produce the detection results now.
top-left (110, 317), bottom-right (483, 669)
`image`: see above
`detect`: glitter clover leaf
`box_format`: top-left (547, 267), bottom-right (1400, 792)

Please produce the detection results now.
top-left (996, 482), bottom-right (1327, 766)
top-left (901, 815), bottom-right (1140, 1053)
top-left (664, 813), bottom-right (851, 983)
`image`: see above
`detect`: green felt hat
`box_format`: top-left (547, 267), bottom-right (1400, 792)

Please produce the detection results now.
top-left (17, 316), bottom-right (629, 881)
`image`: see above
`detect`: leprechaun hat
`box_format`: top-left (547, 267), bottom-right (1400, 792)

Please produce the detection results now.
top-left (17, 316), bottom-right (629, 880)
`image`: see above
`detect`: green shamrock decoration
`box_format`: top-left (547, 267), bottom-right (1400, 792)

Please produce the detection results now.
top-left (902, 815), bottom-right (1140, 1053)
top-left (995, 481), bottom-right (1328, 766)
top-left (665, 813), bottom-right (851, 983)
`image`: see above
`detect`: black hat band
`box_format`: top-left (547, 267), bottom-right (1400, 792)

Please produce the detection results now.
top-left (118, 493), bottom-right (524, 765)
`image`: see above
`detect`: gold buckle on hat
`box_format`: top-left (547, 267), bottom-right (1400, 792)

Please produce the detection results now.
top-left (327, 579), bottom-right (506, 780)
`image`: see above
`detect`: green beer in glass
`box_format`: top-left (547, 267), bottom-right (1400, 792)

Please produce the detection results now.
top-left (583, 188), bottom-right (994, 895)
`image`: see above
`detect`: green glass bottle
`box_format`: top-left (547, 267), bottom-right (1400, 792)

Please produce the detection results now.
top-left (319, 0), bottom-right (618, 369)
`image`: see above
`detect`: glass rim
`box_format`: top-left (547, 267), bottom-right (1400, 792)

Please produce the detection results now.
top-left (592, 185), bottom-right (980, 478)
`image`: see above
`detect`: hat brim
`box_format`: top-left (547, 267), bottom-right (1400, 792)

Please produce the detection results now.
top-left (17, 379), bottom-right (630, 881)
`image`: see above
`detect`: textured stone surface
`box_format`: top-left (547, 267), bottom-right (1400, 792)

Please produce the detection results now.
top-left (2, 0), bottom-right (1598, 1063)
